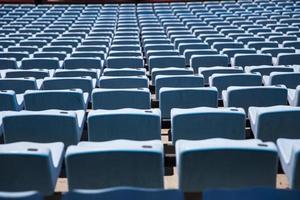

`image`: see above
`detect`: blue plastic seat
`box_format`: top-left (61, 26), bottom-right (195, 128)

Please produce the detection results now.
top-left (276, 53), bottom-right (300, 65)
top-left (203, 188), bottom-right (300, 200)
top-left (171, 107), bottom-right (245, 144)
top-left (63, 57), bottom-right (102, 70)
top-left (99, 76), bottom-right (148, 89)
top-left (263, 72), bottom-right (300, 89)
top-left (0, 52), bottom-right (29, 61)
top-left (4, 69), bottom-right (50, 79)
top-left (288, 85), bottom-right (300, 106)
top-left (21, 58), bottom-right (60, 70)
top-left (277, 139), bottom-right (300, 189)
top-left (3, 110), bottom-right (84, 146)
top-left (0, 90), bottom-right (23, 111)
top-left (261, 48), bottom-right (295, 57)
top-left (107, 56), bottom-right (144, 68)
top-left (223, 85), bottom-right (287, 115)
top-left (71, 51), bottom-right (105, 60)
top-left (249, 106), bottom-right (300, 142)
top-left (65, 140), bottom-right (164, 189)
top-left (209, 73), bottom-right (262, 99)
top-left (151, 67), bottom-right (194, 85)
top-left (92, 88), bottom-right (150, 109)
top-left (63, 187), bottom-right (183, 200)
top-left (148, 55), bottom-right (186, 72)
top-left (0, 142), bottom-right (64, 195)
top-left (24, 89), bottom-right (87, 111)
top-left (88, 108), bottom-right (160, 141)
top-left (42, 77), bottom-right (94, 97)
top-left (33, 52), bottom-right (67, 60)
top-left (160, 87), bottom-right (218, 119)
top-left (155, 74), bottom-right (204, 100)
top-left (0, 58), bottom-right (18, 69)
top-left (0, 78), bottom-right (38, 94)
top-left (232, 54), bottom-right (273, 67)
top-left (190, 54), bottom-right (229, 73)
top-left (0, 191), bottom-right (42, 200)
top-left (176, 138), bottom-right (277, 192)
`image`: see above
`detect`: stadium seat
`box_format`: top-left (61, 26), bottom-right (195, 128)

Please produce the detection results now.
top-left (24, 89), bottom-right (88, 111)
top-left (20, 58), bottom-right (60, 70)
top-left (0, 191), bottom-right (42, 200)
top-left (190, 54), bottom-right (229, 73)
top-left (245, 65), bottom-right (294, 76)
top-left (63, 57), bottom-right (102, 69)
top-left (288, 85), bottom-right (300, 106)
top-left (263, 72), bottom-right (300, 89)
top-left (277, 139), bottom-right (300, 189)
top-left (199, 67), bottom-right (244, 85)
top-left (171, 107), bottom-right (245, 144)
top-left (0, 58), bottom-right (18, 70)
top-left (148, 55), bottom-right (186, 72)
top-left (209, 73), bottom-right (262, 99)
top-left (3, 110), bottom-right (84, 146)
top-left (103, 68), bottom-right (146, 77)
top-left (106, 56), bottom-right (144, 68)
top-left (0, 142), bottom-right (64, 195)
top-left (223, 86), bottom-right (288, 115)
top-left (99, 76), bottom-right (148, 89)
top-left (88, 108), bottom-right (161, 141)
top-left (159, 87), bottom-right (218, 119)
top-left (0, 78), bottom-right (38, 94)
top-left (232, 54), bottom-right (273, 67)
top-left (92, 88), bottom-right (151, 109)
top-left (203, 188), bottom-right (300, 200)
top-left (276, 53), bottom-right (300, 65)
top-left (176, 139), bottom-right (277, 192)
top-left (63, 187), bottom-right (183, 200)
top-left (249, 106), bottom-right (300, 142)
top-left (65, 140), bottom-right (164, 189)
top-left (155, 74), bottom-right (204, 99)
top-left (151, 67), bottom-right (194, 85)
top-left (0, 90), bottom-right (23, 111)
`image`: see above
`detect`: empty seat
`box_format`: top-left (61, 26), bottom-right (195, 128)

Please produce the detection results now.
top-left (0, 90), bottom-right (23, 111)
top-left (155, 75), bottom-right (204, 100)
top-left (261, 48), bottom-right (295, 58)
top-left (99, 76), bottom-right (148, 89)
top-left (190, 54), bottom-right (229, 73)
top-left (203, 188), bottom-right (300, 200)
top-left (3, 110), bottom-right (85, 146)
top-left (0, 142), bottom-right (64, 195)
top-left (64, 57), bottom-right (102, 70)
top-left (33, 52), bottom-right (67, 60)
top-left (0, 58), bottom-right (17, 70)
top-left (288, 85), bottom-right (300, 106)
top-left (88, 108), bottom-right (160, 141)
top-left (209, 73), bottom-right (262, 98)
top-left (176, 138), bottom-right (277, 192)
top-left (0, 191), bottom-right (42, 200)
top-left (42, 77), bottom-right (94, 96)
top-left (65, 140), bottom-right (164, 189)
top-left (0, 78), bottom-right (38, 94)
top-left (107, 56), bottom-right (144, 68)
top-left (53, 69), bottom-right (99, 79)
top-left (263, 72), bottom-right (300, 89)
top-left (249, 106), bottom-right (300, 142)
top-left (160, 87), bottom-right (218, 119)
top-left (199, 67), bottom-right (244, 85)
top-left (276, 53), bottom-right (300, 65)
top-left (62, 187), bottom-right (183, 200)
top-left (233, 54), bottom-right (273, 67)
top-left (151, 67), bottom-right (194, 85)
top-left (4, 69), bottom-right (50, 79)
top-left (103, 68), bottom-right (146, 76)
top-left (21, 58), bottom-right (60, 70)
top-left (24, 89), bottom-right (87, 111)
top-left (277, 139), bottom-right (300, 189)
top-left (0, 52), bottom-right (29, 61)
top-left (245, 65), bottom-right (294, 76)
top-left (148, 55), bottom-right (186, 72)
top-left (223, 86), bottom-right (288, 115)
top-left (92, 88), bottom-right (151, 110)
top-left (171, 107), bottom-right (246, 144)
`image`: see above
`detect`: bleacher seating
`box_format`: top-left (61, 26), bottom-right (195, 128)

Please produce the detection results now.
top-left (0, 1), bottom-right (300, 198)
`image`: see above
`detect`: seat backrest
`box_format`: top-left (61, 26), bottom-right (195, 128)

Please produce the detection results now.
top-left (160, 87), bottom-right (218, 118)
top-left (62, 187), bottom-right (183, 200)
top-left (171, 107), bottom-right (246, 144)
top-left (21, 58), bottom-right (60, 70)
top-left (190, 54), bottom-right (229, 73)
top-left (63, 57), bottom-right (102, 69)
top-left (149, 55), bottom-right (186, 72)
top-left (233, 54), bottom-right (273, 67)
top-left (277, 53), bottom-right (300, 65)
top-left (0, 78), bottom-right (37, 94)
top-left (269, 72), bottom-right (300, 89)
top-left (3, 110), bottom-right (80, 146)
top-left (65, 140), bottom-right (164, 190)
top-left (99, 76), bottom-right (148, 89)
top-left (92, 88), bottom-right (151, 110)
top-left (24, 89), bottom-right (85, 111)
top-left (107, 56), bottom-right (144, 68)
top-left (0, 58), bottom-right (18, 70)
